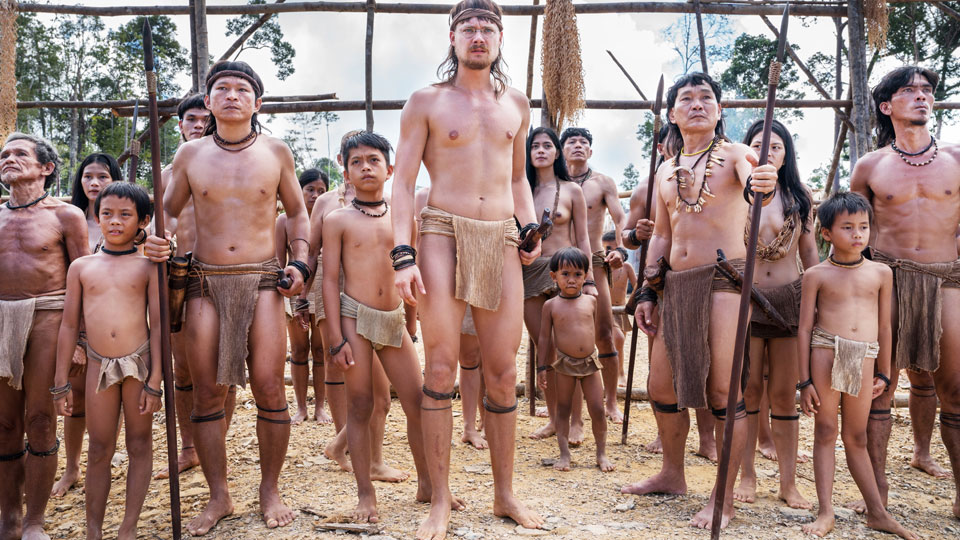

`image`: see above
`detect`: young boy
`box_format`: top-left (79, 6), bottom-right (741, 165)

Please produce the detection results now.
top-left (323, 132), bottom-right (440, 522)
top-left (797, 192), bottom-right (916, 540)
top-left (537, 247), bottom-right (614, 472)
top-left (601, 231), bottom-right (636, 385)
top-left (51, 182), bottom-right (162, 540)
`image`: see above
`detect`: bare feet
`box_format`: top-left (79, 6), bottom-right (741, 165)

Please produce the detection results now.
top-left (690, 499), bottom-right (733, 530)
top-left (620, 471), bottom-right (687, 496)
top-left (535, 406), bottom-right (548, 418)
top-left (350, 493), bottom-right (379, 523)
top-left (845, 499), bottom-right (868, 514)
top-left (260, 486), bottom-right (295, 529)
top-left (553, 454), bottom-right (571, 472)
top-left (314, 406), bottom-right (333, 425)
top-left (291, 407), bottom-right (309, 425)
top-left (0, 512), bottom-right (22, 540)
top-left (910, 453), bottom-right (951, 479)
top-left (370, 462), bottom-right (410, 483)
top-left (758, 440), bottom-right (778, 461)
top-left (493, 494), bottom-right (544, 530)
top-left (645, 436), bottom-right (663, 454)
top-left (801, 512), bottom-right (834, 537)
top-left (865, 510), bottom-right (919, 540)
top-left (414, 486), bottom-right (466, 510)
top-left (416, 499), bottom-right (451, 540)
top-left (606, 405), bottom-right (624, 424)
top-left (154, 447), bottom-right (200, 480)
top-left (528, 422), bottom-right (556, 440)
top-left (618, 376), bottom-right (627, 387)
top-left (597, 453), bottom-right (615, 472)
top-left (778, 486), bottom-right (812, 509)
top-left (461, 430), bottom-right (488, 450)
top-left (186, 496), bottom-right (234, 536)
top-left (324, 439), bottom-right (353, 473)
top-left (51, 467), bottom-right (80, 497)
top-left (695, 439), bottom-right (718, 462)
top-left (733, 476), bottom-right (756, 503)
top-left (20, 524), bottom-right (50, 540)
top-left (569, 422), bottom-right (584, 447)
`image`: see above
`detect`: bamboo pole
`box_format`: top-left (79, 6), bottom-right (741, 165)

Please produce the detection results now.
top-left (846, 0), bottom-right (870, 163)
top-left (694, 0), bottom-right (709, 74)
top-left (364, 0), bottom-right (374, 131)
top-left (194, 0), bottom-right (209, 80)
top-left (219, 0), bottom-right (287, 62)
top-left (524, 0), bottom-right (539, 99)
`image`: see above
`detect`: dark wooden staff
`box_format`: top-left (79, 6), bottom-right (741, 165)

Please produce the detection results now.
top-left (520, 207), bottom-right (552, 415)
top-left (142, 19), bottom-right (182, 540)
top-left (710, 4), bottom-right (789, 539)
top-left (126, 101), bottom-right (140, 182)
top-left (612, 59), bottom-right (665, 443)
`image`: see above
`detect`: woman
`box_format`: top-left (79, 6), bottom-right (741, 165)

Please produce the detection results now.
top-left (523, 127), bottom-right (594, 442)
top-left (734, 119), bottom-right (819, 509)
top-left (276, 168), bottom-right (330, 424)
top-left (52, 153), bottom-right (122, 497)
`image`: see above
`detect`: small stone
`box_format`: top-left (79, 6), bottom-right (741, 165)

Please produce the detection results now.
top-left (546, 516), bottom-right (561, 524)
top-left (945, 526), bottom-right (956, 534)
top-left (614, 499), bottom-right (636, 512)
top-left (111, 452), bottom-right (127, 467)
top-left (540, 458), bottom-right (557, 467)
top-left (514, 525), bottom-right (548, 536)
top-left (452, 527), bottom-right (470, 537)
top-left (464, 464), bottom-right (492, 475)
top-left (779, 507), bottom-right (813, 521)
top-left (579, 524), bottom-right (607, 535)
top-left (834, 508), bottom-right (856, 520)
top-left (464, 533), bottom-right (482, 540)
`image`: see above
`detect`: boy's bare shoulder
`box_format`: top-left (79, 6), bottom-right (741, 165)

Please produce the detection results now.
top-left (864, 259), bottom-right (893, 279)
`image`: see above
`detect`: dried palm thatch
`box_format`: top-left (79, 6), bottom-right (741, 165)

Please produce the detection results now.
top-left (864, 0), bottom-right (889, 52)
top-left (0, 0), bottom-right (16, 146)
top-left (541, 0), bottom-right (584, 130)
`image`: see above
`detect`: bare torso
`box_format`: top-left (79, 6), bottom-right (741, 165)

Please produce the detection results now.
top-left (72, 253), bottom-right (153, 357)
top-left (579, 172), bottom-right (622, 251)
top-left (547, 295), bottom-right (597, 357)
top-left (752, 191), bottom-right (817, 287)
top-left (807, 261), bottom-right (889, 341)
top-left (329, 206), bottom-right (402, 312)
top-left (533, 180), bottom-right (581, 257)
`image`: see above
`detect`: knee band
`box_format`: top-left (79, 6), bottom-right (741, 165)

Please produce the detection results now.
top-left (289, 359), bottom-right (309, 366)
top-left (324, 381), bottom-right (345, 386)
top-left (25, 438), bottom-right (60, 457)
top-left (174, 384), bottom-right (193, 392)
top-left (746, 409), bottom-right (760, 415)
top-left (257, 415), bottom-right (291, 425)
top-left (0, 447), bottom-right (26, 461)
top-left (598, 352), bottom-right (618, 359)
top-left (712, 400), bottom-right (747, 420)
top-left (459, 363), bottom-right (480, 371)
top-left (909, 384), bottom-right (937, 398)
top-left (69, 412), bottom-right (85, 419)
top-left (256, 403), bottom-right (289, 414)
top-left (869, 408), bottom-right (892, 420)
top-left (190, 409), bottom-right (226, 423)
top-left (483, 396), bottom-right (518, 414)
top-left (422, 385), bottom-right (457, 401)
top-left (941, 412), bottom-right (960, 430)
top-left (652, 401), bottom-right (682, 414)
top-left (421, 404), bottom-right (453, 411)
top-left (771, 413), bottom-right (800, 421)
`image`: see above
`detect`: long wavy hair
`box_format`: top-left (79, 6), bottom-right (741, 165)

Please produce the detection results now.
top-left (526, 126), bottom-right (571, 193)
top-left (741, 119), bottom-right (811, 232)
top-left (436, 0), bottom-right (509, 98)
top-left (70, 153), bottom-right (122, 215)
top-left (872, 65), bottom-right (939, 149)
top-left (202, 60), bottom-right (265, 137)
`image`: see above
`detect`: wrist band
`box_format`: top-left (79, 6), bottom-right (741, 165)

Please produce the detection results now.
top-left (637, 286), bottom-right (658, 305)
top-left (796, 378), bottom-right (813, 390)
top-left (616, 246), bottom-right (629, 262)
top-left (143, 384), bottom-right (163, 398)
top-left (536, 365), bottom-right (552, 373)
top-left (50, 382), bottom-right (72, 399)
top-left (584, 280), bottom-right (596, 287)
top-left (874, 372), bottom-right (891, 391)
top-left (518, 222), bottom-right (538, 242)
top-left (294, 298), bottom-right (310, 312)
top-left (289, 260), bottom-right (311, 282)
top-left (628, 228), bottom-right (640, 245)
top-left (329, 337), bottom-right (348, 356)
top-left (393, 258), bottom-right (416, 271)
top-left (743, 176), bottom-right (777, 204)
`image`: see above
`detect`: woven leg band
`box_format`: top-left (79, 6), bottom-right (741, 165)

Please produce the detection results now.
top-left (190, 409), bottom-right (226, 423)
top-left (459, 363), bottom-right (480, 370)
top-left (256, 403), bottom-right (289, 414)
top-left (324, 381), bottom-right (345, 386)
top-left (598, 352), bottom-right (618, 359)
top-left (869, 408), bottom-right (892, 421)
top-left (712, 400), bottom-right (747, 420)
top-left (423, 385), bottom-right (457, 401)
top-left (652, 401), bottom-right (682, 414)
top-left (174, 384), bottom-right (193, 392)
top-left (483, 396), bottom-right (518, 414)
top-left (0, 447), bottom-right (26, 461)
top-left (25, 438), bottom-right (60, 457)
top-left (941, 411), bottom-right (960, 430)
top-left (746, 409), bottom-right (760, 415)
top-left (289, 359), bottom-right (309, 366)
top-left (771, 413), bottom-right (800, 421)
top-left (910, 384), bottom-right (937, 398)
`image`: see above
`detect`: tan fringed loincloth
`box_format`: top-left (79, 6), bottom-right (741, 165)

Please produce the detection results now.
top-left (87, 341), bottom-right (150, 393)
top-left (522, 256), bottom-right (558, 299)
top-left (751, 279), bottom-right (802, 339)
top-left (308, 256), bottom-right (324, 317)
top-left (185, 258), bottom-right (281, 387)
top-left (552, 347), bottom-right (602, 378)
top-left (419, 206), bottom-right (519, 311)
top-left (591, 250), bottom-right (613, 288)
top-left (810, 327), bottom-right (879, 397)
top-left (612, 307), bottom-right (631, 332)
top-left (871, 249), bottom-right (960, 372)
top-left (0, 295), bottom-right (65, 390)
top-left (659, 259), bottom-right (744, 409)
top-left (340, 292), bottom-right (406, 350)
top-left (461, 305), bottom-right (477, 336)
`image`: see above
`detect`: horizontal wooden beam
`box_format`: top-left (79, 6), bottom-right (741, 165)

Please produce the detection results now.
top-left (19, 93), bottom-right (338, 110)
top-left (16, 1), bottom-right (846, 18)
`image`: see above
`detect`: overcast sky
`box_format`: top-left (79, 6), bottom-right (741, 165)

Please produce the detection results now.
top-left (71, 0), bottom-right (960, 190)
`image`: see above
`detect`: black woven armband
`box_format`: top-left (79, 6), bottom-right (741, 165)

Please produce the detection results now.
top-left (637, 286), bottom-right (658, 305)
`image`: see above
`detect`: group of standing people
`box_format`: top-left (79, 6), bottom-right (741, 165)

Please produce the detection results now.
top-left (0, 1), bottom-right (958, 540)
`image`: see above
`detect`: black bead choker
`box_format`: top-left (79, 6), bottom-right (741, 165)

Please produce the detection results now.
top-left (5, 192), bottom-right (48, 210)
top-left (558, 291), bottom-right (582, 299)
top-left (351, 197), bottom-right (388, 218)
top-left (101, 247), bottom-right (138, 256)
top-left (827, 255), bottom-right (865, 268)
top-left (569, 168), bottom-right (591, 185)
top-left (213, 129), bottom-right (258, 152)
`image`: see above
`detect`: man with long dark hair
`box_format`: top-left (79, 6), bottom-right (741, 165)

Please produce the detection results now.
top-left (623, 72), bottom-right (776, 530)
top-left (851, 65), bottom-right (960, 520)
top-left (391, 1), bottom-right (544, 538)
top-left (144, 61), bottom-right (310, 535)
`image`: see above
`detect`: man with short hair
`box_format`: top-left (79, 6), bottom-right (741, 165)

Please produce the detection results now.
top-left (561, 127), bottom-right (628, 423)
top-left (0, 133), bottom-right (89, 540)
top-left (623, 72), bottom-right (776, 530)
top-left (392, 1), bottom-right (544, 538)
top-left (145, 61), bottom-right (309, 535)
top-left (850, 65), bottom-right (960, 519)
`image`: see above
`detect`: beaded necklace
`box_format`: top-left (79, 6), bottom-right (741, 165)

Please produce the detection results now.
top-left (673, 137), bottom-right (724, 213)
top-left (891, 137), bottom-right (937, 167)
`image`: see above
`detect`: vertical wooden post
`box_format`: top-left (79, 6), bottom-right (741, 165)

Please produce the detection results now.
top-left (365, 0), bottom-right (375, 131)
top-left (527, 337), bottom-right (536, 416)
top-left (846, 0), bottom-right (871, 165)
top-left (833, 16), bottom-right (843, 191)
top-left (693, 0), bottom-right (709, 74)
top-left (524, 0), bottom-right (540, 99)
top-left (194, 0), bottom-right (210, 83)
top-left (188, 0), bottom-right (199, 92)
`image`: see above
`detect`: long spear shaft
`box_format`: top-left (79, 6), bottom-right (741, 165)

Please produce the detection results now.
top-left (126, 101), bottom-right (140, 182)
top-left (710, 4), bottom-right (790, 539)
top-left (142, 19), bottom-right (182, 540)
top-left (619, 74), bottom-right (663, 444)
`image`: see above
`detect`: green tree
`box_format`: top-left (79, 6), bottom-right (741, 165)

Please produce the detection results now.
top-left (661, 14), bottom-right (734, 74)
top-left (14, 13), bottom-right (63, 139)
top-left (315, 156), bottom-right (343, 188)
top-left (282, 112), bottom-right (324, 172)
top-left (226, 0), bottom-right (296, 80)
top-left (621, 163), bottom-right (639, 192)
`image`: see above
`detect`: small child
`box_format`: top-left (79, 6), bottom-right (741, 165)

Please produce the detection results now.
top-left (51, 182), bottom-right (162, 540)
top-left (537, 247), bottom-right (614, 472)
top-left (323, 132), bottom-right (436, 522)
top-left (601, 230), bottom-right (636, 385)
top-left (797, 192), bottom-right (916, 540)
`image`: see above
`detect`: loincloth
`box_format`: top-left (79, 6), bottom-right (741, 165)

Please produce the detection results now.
top-left (461, 305), bottom-right (477, 336)
top-left (185, 258), bottom-right (281, 387)
top-left (308, 255), bottom-right (324, 317)
top-left (750, 279), bottom-right (802, 339)
top-left (522, 256), bottom-right (558, 299)
top-left (420, 206), bottom-right (519, 311)
top-left (871, 249), bottom-right (960, 372)
top-left (612, 306), bottom-right (631, 332)
top-left (810, 327), bottom-right (879, 397)
top-left (658, 259), bottom-right (744, 409)
top-left (340, 292), bottom-right (406, 350)
top-left (552, 347), bottom-right (602, 378)
top-left (592, 250), bottom-right (613, 288)
top-left (0, 295), bottom-right (65, 390)
top-left (87, 340), bottom-right (150, 393)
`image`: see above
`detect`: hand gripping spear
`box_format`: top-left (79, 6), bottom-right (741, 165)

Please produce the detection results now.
top-left (142, 19), bottom-right (183, 540)
top-left (710, 5), bottom-right (789, 539)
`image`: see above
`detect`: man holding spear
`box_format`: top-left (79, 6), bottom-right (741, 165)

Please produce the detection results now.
top-left (622, 71), bottom-right (777, 530)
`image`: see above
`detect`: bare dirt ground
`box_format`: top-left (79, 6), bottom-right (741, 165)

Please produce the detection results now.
top-left (44, 330), bottom-right (958, 539)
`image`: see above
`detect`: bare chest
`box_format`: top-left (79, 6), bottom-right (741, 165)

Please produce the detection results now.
top-left (187, 147), bottom-right (281, 204)
top-left (870, 157), bottom-right (960, 209)
top-left (0, 210), bottom-right (65, 257)
top-left (426, 94), bottom-right (520, 152)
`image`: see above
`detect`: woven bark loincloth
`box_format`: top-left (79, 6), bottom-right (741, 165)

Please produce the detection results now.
top-left (185, 258), bottom-right (281, 387)
top-left (0, 295), bottom-right (65, 390)
top-left (659, 259), bottom-right (743, 409)
top-left (872, 249), bottom-right (960, 372)
top-left (461, 305), bottom-right (477, 336)
top-left (340, 292), bottom-right (406, 350)
top-left (522, 256), bottom-right (558, 299)
top-left (810, 327), bottom-right (879, 397)
top-left (592, 250), bottom-right (613, 288)
top-left (552, 347), bottom-right (602, 378)
top-left (750, 279), bottom-right (802, 339)
top-left (612, 308), bottom-right (631, 332)
top-left (87, 340), bottom-right (150, 393)
top-left (419, 206), bottom-right (519, 311)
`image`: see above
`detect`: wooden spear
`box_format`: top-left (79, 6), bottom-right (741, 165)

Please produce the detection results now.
top-left (126, 101), bottom-right (140, 182)
top-left (710, 4), bottom-right (789, 539)
top-left (142, 19), bottom-right (182, 540)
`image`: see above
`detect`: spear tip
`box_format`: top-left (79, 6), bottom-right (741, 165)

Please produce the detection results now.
top-left (142, 18), bottom-right (155, 72)
top-left (776, 2), bottom-right (790, 62)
